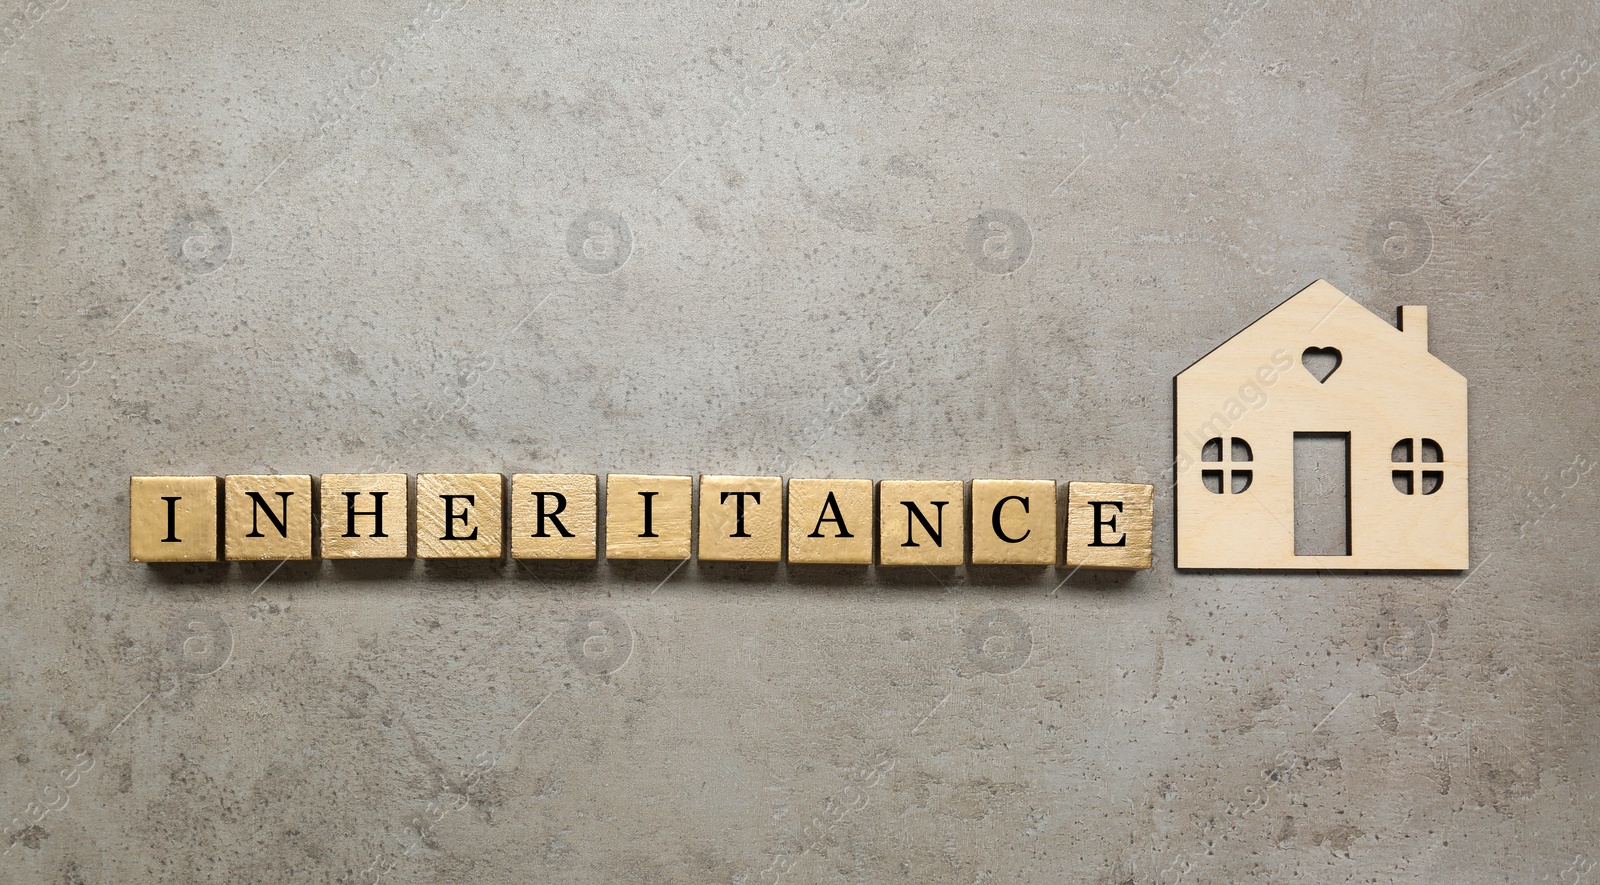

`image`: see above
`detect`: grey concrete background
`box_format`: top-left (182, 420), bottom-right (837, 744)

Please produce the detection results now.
top-left (2, 0), bottom-right (1597, 882)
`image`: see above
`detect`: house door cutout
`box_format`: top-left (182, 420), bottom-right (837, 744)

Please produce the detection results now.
top-left (1294, 432), bottom-right (1350, 556)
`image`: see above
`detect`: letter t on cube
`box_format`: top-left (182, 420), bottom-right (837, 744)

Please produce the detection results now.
top-left (698, 475), bottom-right (782, 562)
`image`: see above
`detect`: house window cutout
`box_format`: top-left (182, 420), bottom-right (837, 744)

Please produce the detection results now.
top-left (1393, 437), bottom-right (1445, 495)
top-left (1201, 436), bottom-right (1252, 494)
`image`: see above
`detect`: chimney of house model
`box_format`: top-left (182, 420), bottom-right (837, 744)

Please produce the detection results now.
top-left (1398, 305), bottom-right (1429, 351)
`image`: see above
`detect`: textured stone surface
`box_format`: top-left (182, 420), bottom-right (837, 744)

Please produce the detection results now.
top-left (2, 0), bottom-right (1598, 881)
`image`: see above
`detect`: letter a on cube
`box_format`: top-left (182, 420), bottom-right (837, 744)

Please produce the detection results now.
top-left (787, 479), bottom-right (873, 565)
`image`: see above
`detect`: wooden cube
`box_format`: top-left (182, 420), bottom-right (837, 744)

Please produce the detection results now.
top-left (224, 474), bottom-right (313, 561)
top-left (698, 475), bottom-right (783, 562)
top-left (878, 480), bottom-right (964, 566)
top-left (1064, 481), bottom-right (1153, 570)
top-left (786, 478), bottom-right (874, 565)
top-left (416, 473), bottom-right (504, 559)
top-left (970, 479), bottom-right (1057, 565)
top-left (510, 474), bottom-right (597, 560)
top-left (320, 474), bottom-right (410, 559)
top-left (130, 476), bottom-right (219, 562)
top-left (605, 474), bottom-right (692, 560)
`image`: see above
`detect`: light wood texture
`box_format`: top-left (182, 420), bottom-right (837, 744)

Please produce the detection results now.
top-left (605, 474), bottom-right (692, 560)
top-left (510, 473), bottom-right (597, 560)
top-left (415, 473), bottom-right (504, 559)
top-left (1064, 481), bottom-right (1153, 570)
top-left (787, 479), bottom-right (874, 565)
top-left (130, 475), bottom-right (219, 562)
top-left (1175, 279), bottom-right (1468, 569)
top-left (971, 479), bottom-right (1057, 565)
top-left (878, 480), bottom-right (964, 566)
top-left (319, 473), bottom-right (410, 559)
top-left (698, 475), bottom-right (783, 562)
top-left (224, 474), bottom-right (313, 561)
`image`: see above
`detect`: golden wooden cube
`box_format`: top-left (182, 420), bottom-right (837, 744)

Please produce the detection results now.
top-left (1064, 481), bottom-right (1153, 570)
top-left (510, 473), bottom-right (597, 560)
top-left (416, 473), bottom-right (504, 559)
top-left (319, 473), bottom-right (410, 559)
top-left (698, 475), bottom-right (783, 562)
top-left (786, 478), bottom-right (874, 565)
top-left (970, 479), bottom-right (1057, 565)
top-left (605, 474), bottom-right (692, 560)
top-left (130, 475), bottom-right (219, 562)
top-left (878, 480), bottom-right (964, 566)
top-left (224, 474), bottom-right (313, 561)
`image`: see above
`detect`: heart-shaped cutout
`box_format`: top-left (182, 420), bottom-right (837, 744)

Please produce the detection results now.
top-left (1302, 346), bottom-right (1341, 383)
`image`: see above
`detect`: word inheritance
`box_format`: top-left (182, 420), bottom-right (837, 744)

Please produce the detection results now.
top-left (129, 474), bottom-right (1153, 570)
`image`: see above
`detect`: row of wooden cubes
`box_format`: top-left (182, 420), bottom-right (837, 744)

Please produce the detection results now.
top-left (130, 474), bottom-right (1153, 569)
